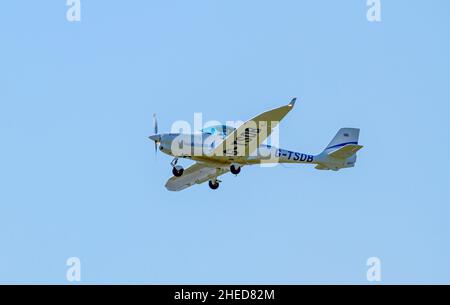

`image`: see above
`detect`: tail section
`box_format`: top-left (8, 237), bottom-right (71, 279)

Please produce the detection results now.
top-left (324, 128), bottom-right (360, 153)
top-left (315, 128), bottom-right (363, 171)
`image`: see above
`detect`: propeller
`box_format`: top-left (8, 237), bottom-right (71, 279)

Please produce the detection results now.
top-left (153, 113), bottom-right (158, 135)
top-left (149, 113), bottom-right (161, 156)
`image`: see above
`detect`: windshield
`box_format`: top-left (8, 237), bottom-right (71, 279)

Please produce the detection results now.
top-left (201, 125), bottom-right (235, 136)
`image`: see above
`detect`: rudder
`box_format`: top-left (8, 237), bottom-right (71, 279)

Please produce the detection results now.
top-left (315, 128), bottom-right (362, 171)
top-left (324, 128), bottom-right (360, 153)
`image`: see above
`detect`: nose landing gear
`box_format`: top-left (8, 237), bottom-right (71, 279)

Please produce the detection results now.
top-left (171, 158), bottom-right (184, 177)
top-left (172, 166), bottom-right (184, 177)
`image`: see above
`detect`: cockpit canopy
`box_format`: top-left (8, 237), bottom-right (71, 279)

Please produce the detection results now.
top-left (201, 125), bottom-right (235, 137)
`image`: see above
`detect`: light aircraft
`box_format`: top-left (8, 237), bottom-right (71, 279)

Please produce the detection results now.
top-left (149, 98), bottom-right (363, 191)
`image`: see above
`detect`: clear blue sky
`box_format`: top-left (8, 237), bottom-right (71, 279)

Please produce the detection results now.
top-left (1, 1), bottom-right (449, 284)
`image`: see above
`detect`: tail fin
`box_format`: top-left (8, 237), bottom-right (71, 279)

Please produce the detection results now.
top-left (324, 128), bottom-right (360, 153)
top-left (316, 128), bottom-right (363, 171)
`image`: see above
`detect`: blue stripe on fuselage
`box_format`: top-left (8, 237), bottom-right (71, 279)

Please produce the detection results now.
top-left (326, 141), bottom-right (358, 150)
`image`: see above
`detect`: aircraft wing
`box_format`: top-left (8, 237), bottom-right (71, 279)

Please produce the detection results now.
top-left (209, 98), bottom-right (297, 160)
top-left (165, 162), bottom-right (229, 191)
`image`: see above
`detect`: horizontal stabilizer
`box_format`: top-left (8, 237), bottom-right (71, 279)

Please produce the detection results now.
top-left (315, 164), bottom-right (329, 170)
top-left (328, 144), bottom-right (363, 159)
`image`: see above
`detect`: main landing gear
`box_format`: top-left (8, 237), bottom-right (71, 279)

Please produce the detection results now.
top-left (208, 180), bottom-right (220, 190)
top-left (171, 158), bottom-right (184, 177)
top-left (208, 168), bottom-right (224, 190)
top-left (230, 164), bottom-right (241, 175)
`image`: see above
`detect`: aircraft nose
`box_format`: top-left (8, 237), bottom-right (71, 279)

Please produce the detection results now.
top-left (148, 134), bottom-right (161, 142)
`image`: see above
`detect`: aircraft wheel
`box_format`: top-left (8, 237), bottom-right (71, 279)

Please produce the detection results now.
top-left (208, 180), bottom-right (219, 190)
top-left (172, 166), bottom-right (184, 177)
top-left (230, 164), bottom-right (241, 175)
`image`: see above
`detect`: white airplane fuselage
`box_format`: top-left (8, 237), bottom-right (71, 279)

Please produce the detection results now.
top-left (148, 99), bottom-right (362, 191)
top-left (155, 132), bottom-right (318, 166)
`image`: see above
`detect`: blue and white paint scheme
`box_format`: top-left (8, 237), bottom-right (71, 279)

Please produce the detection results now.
top-left (149, 98), bottom-right (363, 191)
